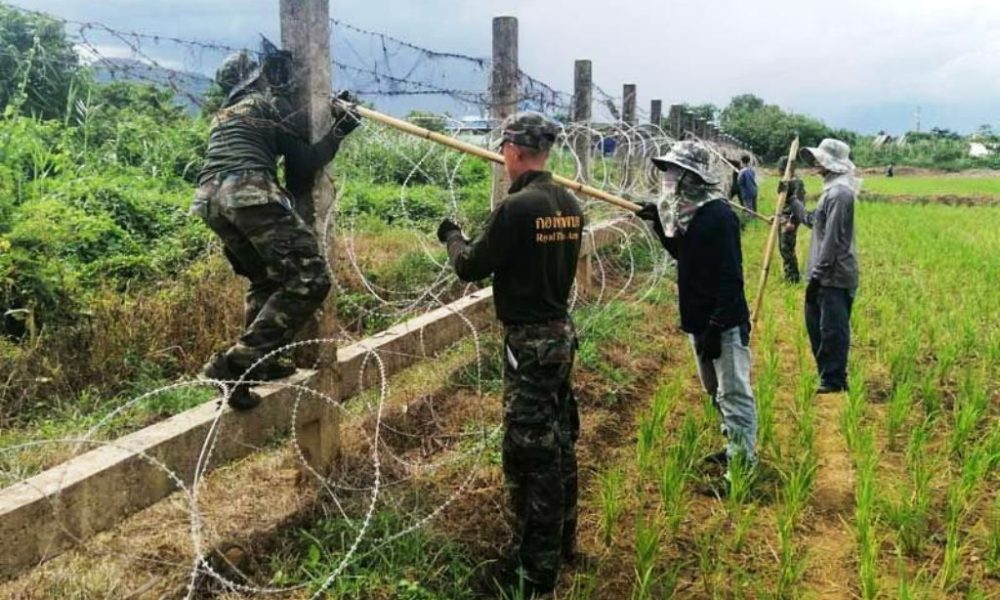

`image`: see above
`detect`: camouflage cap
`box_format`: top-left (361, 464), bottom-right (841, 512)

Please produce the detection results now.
top-left (651, 140), bottom-right (721, 185)
top-left (495, 111), bottom-right (559, 151)
top-left (215, 51), bottom-right (259, 95)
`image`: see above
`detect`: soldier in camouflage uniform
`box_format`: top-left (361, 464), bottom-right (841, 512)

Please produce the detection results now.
top-left (777, 155), bottom-right (806, 283)
top-left (192, 50), bottom-right (359, 408)
top-left (437, 112), bottom-right (583, 597)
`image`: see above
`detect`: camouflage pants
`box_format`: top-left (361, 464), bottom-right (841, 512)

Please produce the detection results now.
top-left (501, 319), bottom-right (579, 591)
top-left (779, 225), bottom-right (800, 283)
top-left (192, 172), bottom-right (331, 366)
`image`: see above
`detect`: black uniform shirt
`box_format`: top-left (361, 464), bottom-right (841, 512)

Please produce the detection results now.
top-left (445, 170), bottom-right (584, 325)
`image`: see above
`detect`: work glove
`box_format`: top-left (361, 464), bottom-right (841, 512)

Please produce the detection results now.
top-left (694, 324), bottom-right (723, 361)
top-left (635, 202), bottom-right (660, 222)
top-left (437, 218), bottom-right (462, 243)
top-left (805, 278), bottom-right (820, 304)
top-left (331, 90), bottom-right (362, 136)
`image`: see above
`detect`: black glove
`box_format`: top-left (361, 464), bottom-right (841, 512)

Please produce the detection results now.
top-left (635, 202), bottom-right (659, 222)
top-left (437, 218), bottom-right (462, 243)
top-left (694, 325), bottom-right (723, 361)
top-left (805, 278), bottom-right (820, 303)
top-left (331, 90), bottom-right (361, 136)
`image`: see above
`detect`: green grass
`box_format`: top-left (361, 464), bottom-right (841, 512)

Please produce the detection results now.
top-left (777, 173), bottom-right (1000, 199)
top-left (266, 509), bottom-right (482, 599)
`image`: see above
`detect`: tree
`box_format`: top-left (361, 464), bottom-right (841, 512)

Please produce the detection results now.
top-left (683, 103), bottom-right (720, 124)
top-left (720, 93), bottom-right (838, 161)
top-left (0, 4), bottom-right (84, 120)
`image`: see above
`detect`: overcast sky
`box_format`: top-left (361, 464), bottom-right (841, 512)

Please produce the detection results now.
top-left (16, 0), bottom-right (1000, 134)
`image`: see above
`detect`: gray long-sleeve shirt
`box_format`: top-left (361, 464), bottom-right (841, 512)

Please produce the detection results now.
top-left (790, 181), bottom-right (859, 289)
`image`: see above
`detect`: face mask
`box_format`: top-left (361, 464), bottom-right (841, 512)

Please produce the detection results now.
top-left (657, 171), bottom-right (715, 237)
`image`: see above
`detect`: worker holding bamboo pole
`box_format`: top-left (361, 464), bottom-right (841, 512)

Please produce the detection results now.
top-left (636, 140), bottom-right (757, 496)
top-left (788, 139), bottom-right (860, 394)
top-left (437, 111), bottom-right (583, 598)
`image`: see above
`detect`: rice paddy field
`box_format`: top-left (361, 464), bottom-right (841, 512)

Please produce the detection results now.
top-left (264, 173), bottom-right (1000, 599)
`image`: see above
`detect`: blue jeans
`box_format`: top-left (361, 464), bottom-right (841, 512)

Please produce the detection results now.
top-left (689, 326), bottom-right (757, 463)
top-left (805, 286), bottom-right (855, 389)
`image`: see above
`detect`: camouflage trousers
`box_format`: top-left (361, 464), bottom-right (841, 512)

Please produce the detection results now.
top-left (501, 318), bottom-right (579, 591)
top-left (779, 225), bottom-right (800, 283)
top-left (192, 171), bottom-right (331, 367)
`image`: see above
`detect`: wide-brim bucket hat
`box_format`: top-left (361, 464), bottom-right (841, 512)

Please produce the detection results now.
top-left (651, 140), bottom-right (720, 185)
top-left (799, 138), bottom-right (855, 174)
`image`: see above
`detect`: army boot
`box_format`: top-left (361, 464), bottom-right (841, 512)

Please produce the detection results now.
top-left (225, 346), bottom-right (297, 382)
top-left (200, 352), bottom-right (262, 411)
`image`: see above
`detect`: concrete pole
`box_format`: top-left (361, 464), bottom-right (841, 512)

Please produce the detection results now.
top-left (668, 104), bottom-right (683, 138)
top-left (491, 16), bottom-right (518, 206)
top-left (648, 99), bottom-right (663, 193)
top-left (694, 118), bottom-right (707, 139)
top-left (573, 59), bottom-right (592, 183)
top-left (681, 110), bottom-right (695, 138)
top-left (573, 60), bottom-right (594, 291)
top-left (621, 83), bottom-right (637, 188)
top-left (280, 0), bottom-right (339, 473)
top-left (650, 99), bottom-right (662, 129)
top-left (622, 83), bottom-right (637, 126)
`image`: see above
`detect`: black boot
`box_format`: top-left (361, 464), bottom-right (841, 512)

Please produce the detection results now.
top-left (200, 353), bottom-right (262, 411)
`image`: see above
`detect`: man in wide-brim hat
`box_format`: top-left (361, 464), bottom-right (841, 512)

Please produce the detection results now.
top-left (788, 138), bottom-right (860, 394)
top-left (638, 140), bottom-right (757, 495)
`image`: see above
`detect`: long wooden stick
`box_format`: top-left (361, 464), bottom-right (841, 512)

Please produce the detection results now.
top-left (347, 103), bottom-right (642, 212)
top-left (750, 137), bottom-right (800, 332)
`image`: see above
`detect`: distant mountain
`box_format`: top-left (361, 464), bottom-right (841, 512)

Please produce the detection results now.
top-left (90, 58), bottom-right (212, 113)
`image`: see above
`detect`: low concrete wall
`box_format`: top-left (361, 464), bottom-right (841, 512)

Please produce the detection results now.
top-left (0, 220), bottom-right (630, 580)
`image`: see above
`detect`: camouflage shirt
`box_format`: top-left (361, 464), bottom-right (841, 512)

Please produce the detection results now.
top-left (198, 90), bottom-right (345, 184)
top-left (445, 170), bottom-right (584, 325)
top-left (778, 177), bottom-right (806, 220)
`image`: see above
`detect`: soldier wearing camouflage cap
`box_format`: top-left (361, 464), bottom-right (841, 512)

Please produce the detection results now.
top-left (638, 140), bottom-right (757, 496)
top-left (438, 111), bottom-right (583, 597)
top-left (191, 49), bottom-right (361, 409)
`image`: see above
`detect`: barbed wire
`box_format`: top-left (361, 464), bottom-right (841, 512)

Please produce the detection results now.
top-left (0, 2), bottom-right (756, 596)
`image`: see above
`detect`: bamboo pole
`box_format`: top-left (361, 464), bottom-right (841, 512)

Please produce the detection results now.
top-left (750, 137), bottom-right (800, 332)
top-left (346, 102), bottom-right (643, 213)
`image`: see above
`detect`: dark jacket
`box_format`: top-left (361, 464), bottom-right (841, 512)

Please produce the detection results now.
top-left (790, 182), bottom-right (859, 289)
top-left (445, 170), bottom-right (584, 325)
top-left (657, 199), bottom-right (750, 334)
top-left (737, 167), bottom-right (758, 203)
top-left (198, 90), bottom-right (345, 184)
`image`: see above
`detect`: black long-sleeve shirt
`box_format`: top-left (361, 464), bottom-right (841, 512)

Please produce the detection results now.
top-left (445, 170), bottom-right (584, 325)
top-left (198, 90), bottom-right (345, 184)
top-left (656, 199), bottom-right (750, 334)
